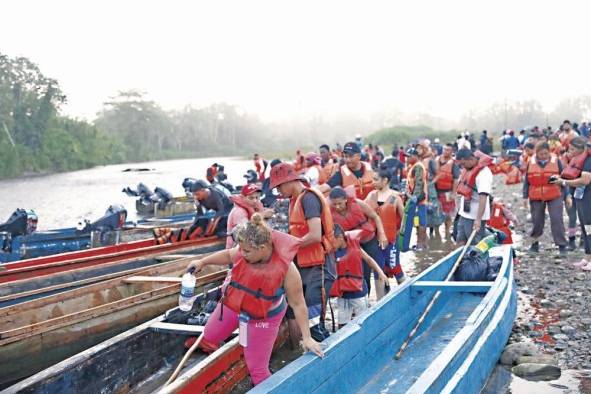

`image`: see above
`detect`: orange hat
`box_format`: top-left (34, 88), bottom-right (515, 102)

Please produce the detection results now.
top-left (269, 163), bottom-right (300, 189)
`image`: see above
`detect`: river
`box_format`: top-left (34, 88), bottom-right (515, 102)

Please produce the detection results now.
top-left (0, 157), bottom-right (251, 229)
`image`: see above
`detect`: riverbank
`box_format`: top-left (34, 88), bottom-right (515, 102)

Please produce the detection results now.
top-left (492, 177), bottom-right (591, 392)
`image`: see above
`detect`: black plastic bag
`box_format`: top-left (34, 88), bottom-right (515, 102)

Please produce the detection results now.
top-left (454, 247), bottom-right (489, 281)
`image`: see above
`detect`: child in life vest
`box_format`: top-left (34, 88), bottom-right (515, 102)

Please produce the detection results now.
top-left (487, 198), bottom-right (518, 245)
top-left (331, 225), bottom-right (389, 329)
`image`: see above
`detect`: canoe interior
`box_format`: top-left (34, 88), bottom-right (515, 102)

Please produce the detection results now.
top-left (253, 245), bottom-right (516, 394)
top-left (0, 265), bottom-right (225, 389)
top-left (3, 286), bottom-right (253, 394)
top-left (0, 242), bottom-right (223, 308)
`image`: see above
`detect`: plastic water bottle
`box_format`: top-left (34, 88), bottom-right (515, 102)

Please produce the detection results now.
top-left (474, 234), bottom-right (497, 254)
top-left (179, 270), bottom-right (196, 312)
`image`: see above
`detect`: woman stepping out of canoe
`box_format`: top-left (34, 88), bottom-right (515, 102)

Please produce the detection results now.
top-left (186, 213), bottom-right (324, 385)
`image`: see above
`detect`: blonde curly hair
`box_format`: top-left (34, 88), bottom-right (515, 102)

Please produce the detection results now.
top-left (235, 213), bottom-right (271, 248)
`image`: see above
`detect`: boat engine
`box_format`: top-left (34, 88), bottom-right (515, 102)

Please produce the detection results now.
top-left (0, 209), bottom-right (38, 252)
top-left (153, 187), bottom-right (173, 209)
top-left (82, 205), bottom-right (127, 246)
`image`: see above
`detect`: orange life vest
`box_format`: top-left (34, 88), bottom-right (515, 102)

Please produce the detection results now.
top-left (520, 152), bottom-right (532, 174)
top-left (366, 192), bottom-right (401, 244)
top-left (329, 230), bottom-right (364, 297)
top-left (435, 156), bottom-right (454, 191)
top-left (407, 161), bottom-right (429, 204)
top-left (457, 154), bottom-right (493, 199)
top-left (294, 152), bottom-right (304, 172)
top-left (487, 202), bottom-right (513, 244)
top-left (562, 151), bottom-right (589, 180)
top-left (560, 132), bottom-right (576, 150)
top-left (319, 161), bottom-right (336, 185)
top-left (223, 231), bottom-right (300, 319)
top-left (505, 166), bottom-right (522, 185)
top-left (206, 165), bottom-right (218, 183)
top-left (341, 162), bottom-right (375, 200)
top-left (331, 198), bottom-right (376, 242)
top-left (254, 159), bottom-right (266, 181)
top-left (289, 187), bottom-right (335, 267)
top-left (527, 155), bottom-right (561, 201)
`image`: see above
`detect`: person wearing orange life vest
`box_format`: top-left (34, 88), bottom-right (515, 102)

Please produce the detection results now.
top-left (329, 186), bottom-right (389, 299)
top-left (226, 183), bottom-right (274, 249)
top-left (433, 143), bottom-right (461, 238)
top-left (560, 137), bottom-right (584, 250)
top-left (317, 141), bottom-right (375, 200)
top-left (253, 153), bottom-right (268, 182)
top-left (455, 148), bottom-right (494, 245)
top-left (559, 120), bottom-right (578, 151)
top-left (319, 144), bottom-right (338, 183)
top-left (331, 225), bottom-right (388, 329)
top-left (186, 214), bottom-right (323, 386)
top-left (269, 163), bottom-right (336, 343)
top-left (522, 142), bottom-right (567, 254)
top-left (294, 150), bottom-right (305, 173)
top-left (206, 163), bottom-right (219, 183)
top-left (365, 170), bottom-right (407, 284)
top-left (405, 147), bottom-right (429, 249)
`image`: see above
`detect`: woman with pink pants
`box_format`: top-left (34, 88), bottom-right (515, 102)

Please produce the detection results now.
top-left (188, 213), bottom-right (324, 385)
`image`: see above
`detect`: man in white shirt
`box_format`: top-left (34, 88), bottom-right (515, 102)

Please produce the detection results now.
top-left (455, 148), bottom-right (493, 244)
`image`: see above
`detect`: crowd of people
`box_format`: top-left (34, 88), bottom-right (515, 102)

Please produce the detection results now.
top-left (153, 119), bottom-right (591, 386)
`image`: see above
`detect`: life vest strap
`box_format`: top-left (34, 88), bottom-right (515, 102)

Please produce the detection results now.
top-left (228, 281), bottom-right (284, 301)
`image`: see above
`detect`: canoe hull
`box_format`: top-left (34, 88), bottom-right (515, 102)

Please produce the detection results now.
top-left (253, 245), bottom-right (516, 394)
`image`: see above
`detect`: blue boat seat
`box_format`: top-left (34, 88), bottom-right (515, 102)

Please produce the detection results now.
top-left (410, 281), bottom-right (493, 298)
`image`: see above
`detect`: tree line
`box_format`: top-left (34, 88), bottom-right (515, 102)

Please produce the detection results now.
top-left (2, 52), bottom-right (590, 179)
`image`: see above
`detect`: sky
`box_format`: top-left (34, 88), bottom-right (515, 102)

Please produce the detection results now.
top-left (2, 0), bottom-right (591, 122)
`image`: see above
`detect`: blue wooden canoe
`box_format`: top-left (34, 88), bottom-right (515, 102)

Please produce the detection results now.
top-left (254, 244), bottom-right (516, 394)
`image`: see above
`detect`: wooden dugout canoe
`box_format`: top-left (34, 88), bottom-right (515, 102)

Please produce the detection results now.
top-left (0, 253), bottom-right (227, 389)
top-left (0, 237), bottom-right (224, 308)
top-left (4, 287), bottom-right (287, 394)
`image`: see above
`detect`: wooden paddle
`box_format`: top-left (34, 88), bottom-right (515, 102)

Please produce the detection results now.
top-left (394, 228), bottom-right (478, 360)
top-left (164, 333), bottom-right (204, 386)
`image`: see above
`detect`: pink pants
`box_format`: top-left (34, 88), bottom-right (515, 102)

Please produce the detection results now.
top-left (201, 302), bottom-right (286, 385)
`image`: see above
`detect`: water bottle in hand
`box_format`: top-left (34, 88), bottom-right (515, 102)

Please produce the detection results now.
top-left (179, 270), bottom-right (197, 312)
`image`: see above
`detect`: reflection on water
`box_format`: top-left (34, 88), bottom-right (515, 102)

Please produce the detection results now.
top-left (0, 157), bottom-right (251, 229)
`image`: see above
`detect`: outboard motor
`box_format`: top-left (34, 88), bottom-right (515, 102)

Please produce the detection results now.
top-left (122, 182), bottom-right (154, 199)
top-left (0, 209), bottom-right (38, 253)
top-left (83, 205), bottom-right (127, 246)
top-left (154, 187), bottom-right (173, 209)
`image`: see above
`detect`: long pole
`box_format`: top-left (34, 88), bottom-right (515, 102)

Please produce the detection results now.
top-left (394, 229), bottom-right (478, 359)
top-left (163, 333), bottom-right (203, 387)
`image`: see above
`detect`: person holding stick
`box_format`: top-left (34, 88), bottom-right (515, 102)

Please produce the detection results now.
top-left (186, 213), bottom-right (324, 386)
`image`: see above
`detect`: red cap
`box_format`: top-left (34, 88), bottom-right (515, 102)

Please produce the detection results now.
top-left (269, 163), bottom-right (300, 189)
top-left (241, 183), bottom-right (262, 196)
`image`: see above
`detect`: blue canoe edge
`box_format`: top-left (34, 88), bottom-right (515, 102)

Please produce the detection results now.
top-left (253, 245), bottom-right (516, 394)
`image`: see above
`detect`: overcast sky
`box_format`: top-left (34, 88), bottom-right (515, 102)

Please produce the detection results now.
top-left (2, 0), bottom-right (590, 122)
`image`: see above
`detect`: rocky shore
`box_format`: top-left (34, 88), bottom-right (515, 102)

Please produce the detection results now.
top-left (495, 178), bottom-right (591, 390)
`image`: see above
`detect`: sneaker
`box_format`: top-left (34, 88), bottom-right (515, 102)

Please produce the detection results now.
top-left (568, 237), bottom-right (577, 251)
top-left (558, 245), bottom-right (567, 256)
top-left (528, 242), bottom-right (539, 253)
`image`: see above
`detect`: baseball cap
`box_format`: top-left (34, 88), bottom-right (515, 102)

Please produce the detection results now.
top-left (343, 142), bottom-right (361, 154)
top-left (241, 183), bottom-right (262, 196)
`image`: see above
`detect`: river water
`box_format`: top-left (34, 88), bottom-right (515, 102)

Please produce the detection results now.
top-left (0, 157), bottom-right (251, 229)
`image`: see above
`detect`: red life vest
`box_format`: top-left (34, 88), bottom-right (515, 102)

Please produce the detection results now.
top-left (330, 230), bottom-right (364, 297)
top-left (366, 191), bottom-right (401, 244)
top-left (223, 231), bottom-right (301, 319)
top-left (407, 161), bottom-right (428, 204)
top-left (289, 188), bottom-right (335, 267)
top-left (254, 159), bottom-right (266, 181)
top-left (487, 202), bottom-right (513, 244)
top-left (331, 197), bottom-right (376, 242)
top-left (527, 155), bottom-right (561, 201)
top-left (341, 162), bottom-right (375, 200)
top-left (457, 154), bottom-right (493, 199)
top-left (435, 156), bottom-right (454, 191)
top-left (562, 151), bottom-right (589, 180)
